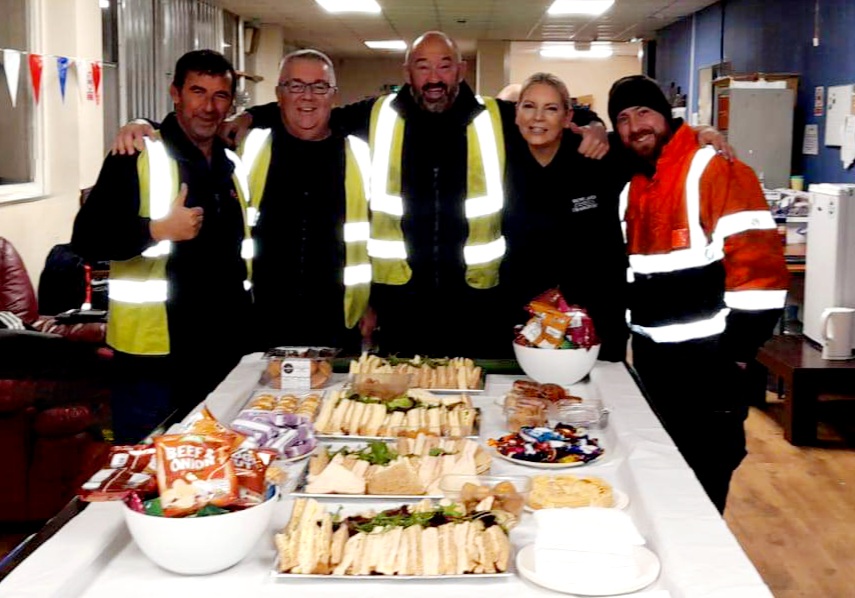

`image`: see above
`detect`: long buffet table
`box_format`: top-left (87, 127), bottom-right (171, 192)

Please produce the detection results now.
top-left (0, 355), bottom-right (772, 597)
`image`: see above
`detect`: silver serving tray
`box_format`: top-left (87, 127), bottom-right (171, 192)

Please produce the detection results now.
top-left (315, 408), bottom-right (482, 441)
top-left (271, 556), bottom-right (515, 580)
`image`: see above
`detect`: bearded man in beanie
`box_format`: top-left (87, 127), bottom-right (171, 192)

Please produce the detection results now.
top-left (608, 75), bottom-right (789, 513)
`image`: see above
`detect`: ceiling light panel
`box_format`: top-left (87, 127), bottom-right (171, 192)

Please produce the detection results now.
top-left (365, 40), bottom-right (408, 50)
top-left (547, 0), bottom-right (615, 16)
top-left (316, 0), bottom-right (381, 14)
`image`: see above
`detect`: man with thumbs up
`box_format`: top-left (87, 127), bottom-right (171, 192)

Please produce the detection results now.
top-left (72, 50), bottom-right (251, 443)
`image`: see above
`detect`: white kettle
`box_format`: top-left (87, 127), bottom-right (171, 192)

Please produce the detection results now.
top-left (820, 307), bottom-right (855, 360)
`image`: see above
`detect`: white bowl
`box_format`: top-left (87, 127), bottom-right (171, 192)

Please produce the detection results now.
top-left (513, 342), bottom-right (600, 385)
top-left (123, 490), bottom-right (278, 575)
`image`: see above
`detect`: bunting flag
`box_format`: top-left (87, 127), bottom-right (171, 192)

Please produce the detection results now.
top-left (56, 56), bottom-right (70, 102)
top-left (2, 49), bottom-right (21, 108)
top-left (28, 53), bottom-right (43, 104)
top-left (91, 60), bottom-right (102, 104)
top-left (81, 59), bottom-right (95, 101)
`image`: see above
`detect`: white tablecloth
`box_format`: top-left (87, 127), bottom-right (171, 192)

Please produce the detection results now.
top-left (0, 355), bottom-right (772, 598)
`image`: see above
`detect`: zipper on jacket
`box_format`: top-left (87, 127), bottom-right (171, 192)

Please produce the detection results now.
top-left (432, 166), bottom-right (441, 289)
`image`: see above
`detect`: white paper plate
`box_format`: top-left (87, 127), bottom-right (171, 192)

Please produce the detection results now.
top-left (272, 556), bottom-right (514, 580)
top-left (493, 449), bottom-right (605, 469)
top-left (524, 488), bottom-right (630, 512)
top-left (515, 543), bottom-right (660, 596)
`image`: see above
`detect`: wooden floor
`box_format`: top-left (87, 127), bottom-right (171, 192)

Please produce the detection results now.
top-left (725, 393), bottom-right (855, 598)
top-left (2, 394), bottom-right (854, 595)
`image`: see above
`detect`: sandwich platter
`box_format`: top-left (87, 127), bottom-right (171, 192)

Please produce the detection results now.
top-left (271, 498), bottom-right (516, 580)
top-left (292, 437), bottom-right (492, 499)
top-left (315, 408), bottom-right (482, 441)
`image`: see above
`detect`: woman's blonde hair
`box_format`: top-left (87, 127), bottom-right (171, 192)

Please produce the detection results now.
top-left (518, 72), bottom-right (572, 110)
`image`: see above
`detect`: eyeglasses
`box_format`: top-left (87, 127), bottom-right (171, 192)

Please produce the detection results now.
top-left (277, 79), bottom-right (335, 95)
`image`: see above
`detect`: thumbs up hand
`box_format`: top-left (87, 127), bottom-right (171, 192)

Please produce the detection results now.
top-left (149, 184), bottom-right (204, 242)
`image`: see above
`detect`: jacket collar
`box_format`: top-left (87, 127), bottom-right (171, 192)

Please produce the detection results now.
top-left (646, 119), bottom-right (696, 179)
top-left (159, 112), bottom-right (234, 174)
top-left (390, 81), bottom-right (484, 126)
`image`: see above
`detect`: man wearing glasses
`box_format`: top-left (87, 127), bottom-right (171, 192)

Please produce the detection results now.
top-left (240, 50), bottom-right (373, 351)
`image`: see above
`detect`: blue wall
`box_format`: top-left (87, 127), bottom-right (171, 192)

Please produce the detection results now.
top-left (654, 0), bottom-right (855, 184)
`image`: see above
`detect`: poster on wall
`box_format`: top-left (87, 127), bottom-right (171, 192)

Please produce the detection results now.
top-left (803, 124), bottom-right (819, 155)
top-left (814, 86), bottom-right (824, 116)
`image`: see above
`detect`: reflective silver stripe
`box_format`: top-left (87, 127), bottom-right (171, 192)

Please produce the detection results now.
top-left (685, 146), bottom-right (716, 248)
top-left (465, 195), bottom-right (503, 218)
top-left (619, 183), bottom-right (629, 244)
top-left (243, 280), bottom-right (253, 291)
top-left (344, 221), bottom-right (370, 243)
top-left (626, 267), bottom-right (635, 283)
top-left (242, 128), bottom-right (272, 174)
top-left (725, 289), bottom-right (787, 310)
top-left (141, 240), bottom-right (171, 258)
top-left (344, 264), bottom-right (372, 286)
top-left (467, 98), bottom-right (504, 219)
top-left (714, 210), bottom-right (776, 241)
top-left (627, 147), bottom-right (721, 275)
top-left (108, 279), bottom-right (168, 303)
top-left (347, 135), bottom-right (372, 199)
top-left (224, 148), bottom-right (250, 202)
top-left (241, 238), bottom-right (255, 260)
top-left (371, 95), bottom-right (404, 216)
top-left (247, 206), bottom-right (259, 227)
top-left (631, 308), bottom-right (730, 343)
top-left (464, 236), bottom-right (506, 265)
top-left (143, 138), bottom-right (173, 220)
top-left (367, 238), bottom-right (407, 259)
top-left (629, 242), bottom-right (723, 274)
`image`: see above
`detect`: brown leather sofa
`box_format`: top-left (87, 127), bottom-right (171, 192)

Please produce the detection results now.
top-left (0, 237), bottom-right (111, 522)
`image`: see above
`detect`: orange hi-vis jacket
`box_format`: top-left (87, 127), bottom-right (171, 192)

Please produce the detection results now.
top-left (619, 123), bottom-right (789, 348)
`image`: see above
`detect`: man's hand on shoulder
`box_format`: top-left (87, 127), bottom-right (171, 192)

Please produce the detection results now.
top-left (218, 113), bottom-right (253, 148)
top-left (694, 125), bottom-right (736, 161)
top-left (149, 184), bottom-right (203, 243)
top-left (569, 121), bottom-right (609, 160)
top-left (110, 120), bottom-right (156, 156)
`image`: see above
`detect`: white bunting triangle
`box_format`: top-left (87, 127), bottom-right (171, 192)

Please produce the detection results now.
top-left (2, 49), bottom-right (21, 108)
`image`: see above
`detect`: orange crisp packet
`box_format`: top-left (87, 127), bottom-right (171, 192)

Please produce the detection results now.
top-left (154, 433), bottom-right (238, 517)
top-left (183, 406), bottom-right (246, 451)
top-left (232, 447), bottom-right (277, 508)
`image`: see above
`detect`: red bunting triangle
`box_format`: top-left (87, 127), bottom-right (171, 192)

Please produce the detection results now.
top-left (91, 61), bottom-right (102, 104)
top-left (28, 53), bottom-right (43, 104)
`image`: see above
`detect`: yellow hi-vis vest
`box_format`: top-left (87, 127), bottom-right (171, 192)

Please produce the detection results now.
top-left (367, 93), bottom-right (506, 289)
top-left (239, 129), bottom-right (372, 329)
top-left (106, 136), bottom-right (253, 355)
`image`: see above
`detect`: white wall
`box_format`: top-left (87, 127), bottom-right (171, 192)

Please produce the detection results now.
top-left (0, 0), bottom-right (104, 287)
top-left (245, 24), bottom-right (285, 106)
top-left (509, 42), bottom-right (642, 127)
top-left (333, 56), bottom-right (405, 105)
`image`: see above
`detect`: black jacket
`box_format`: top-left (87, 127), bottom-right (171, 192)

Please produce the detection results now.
top-left (72, 113), bottom-right (251, 358)
top-left (250, 121), bottom-right (362, 353)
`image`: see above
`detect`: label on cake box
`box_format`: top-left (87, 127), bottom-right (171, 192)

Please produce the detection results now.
top-left (280, 358), bottom-right (311, 390)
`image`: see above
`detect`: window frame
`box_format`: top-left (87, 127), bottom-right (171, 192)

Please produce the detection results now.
top-left (0, 0), bottom-right (46, 204)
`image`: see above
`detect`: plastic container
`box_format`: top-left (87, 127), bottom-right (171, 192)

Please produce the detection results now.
top-left (123, 489), bottom-right (279, 575)
top-left (506, 402), bottom-right (546, 433)
top-left (347, 372), bottom-right (413, 400)
top-left (439, 474), bottom-right (531, 519)
top-left (261, 347), bottom-right (339, 389)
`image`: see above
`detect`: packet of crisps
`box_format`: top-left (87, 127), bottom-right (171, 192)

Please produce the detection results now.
top-left (182, 405), bottom-right (246, 452)
top-left (154, 433), bottom-right (238, 517)
top-left (527, 288), bottom-right (572, 314)
top-left (78, 445), bottom-right (158, 502)
top-left (231, 447), bottom-right (277, 508)
top-left (565, 306), bottom-right (600, 349)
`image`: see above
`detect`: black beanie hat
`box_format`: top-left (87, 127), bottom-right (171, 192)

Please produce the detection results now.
top-left (608, 75), bottom-right (673, 129)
